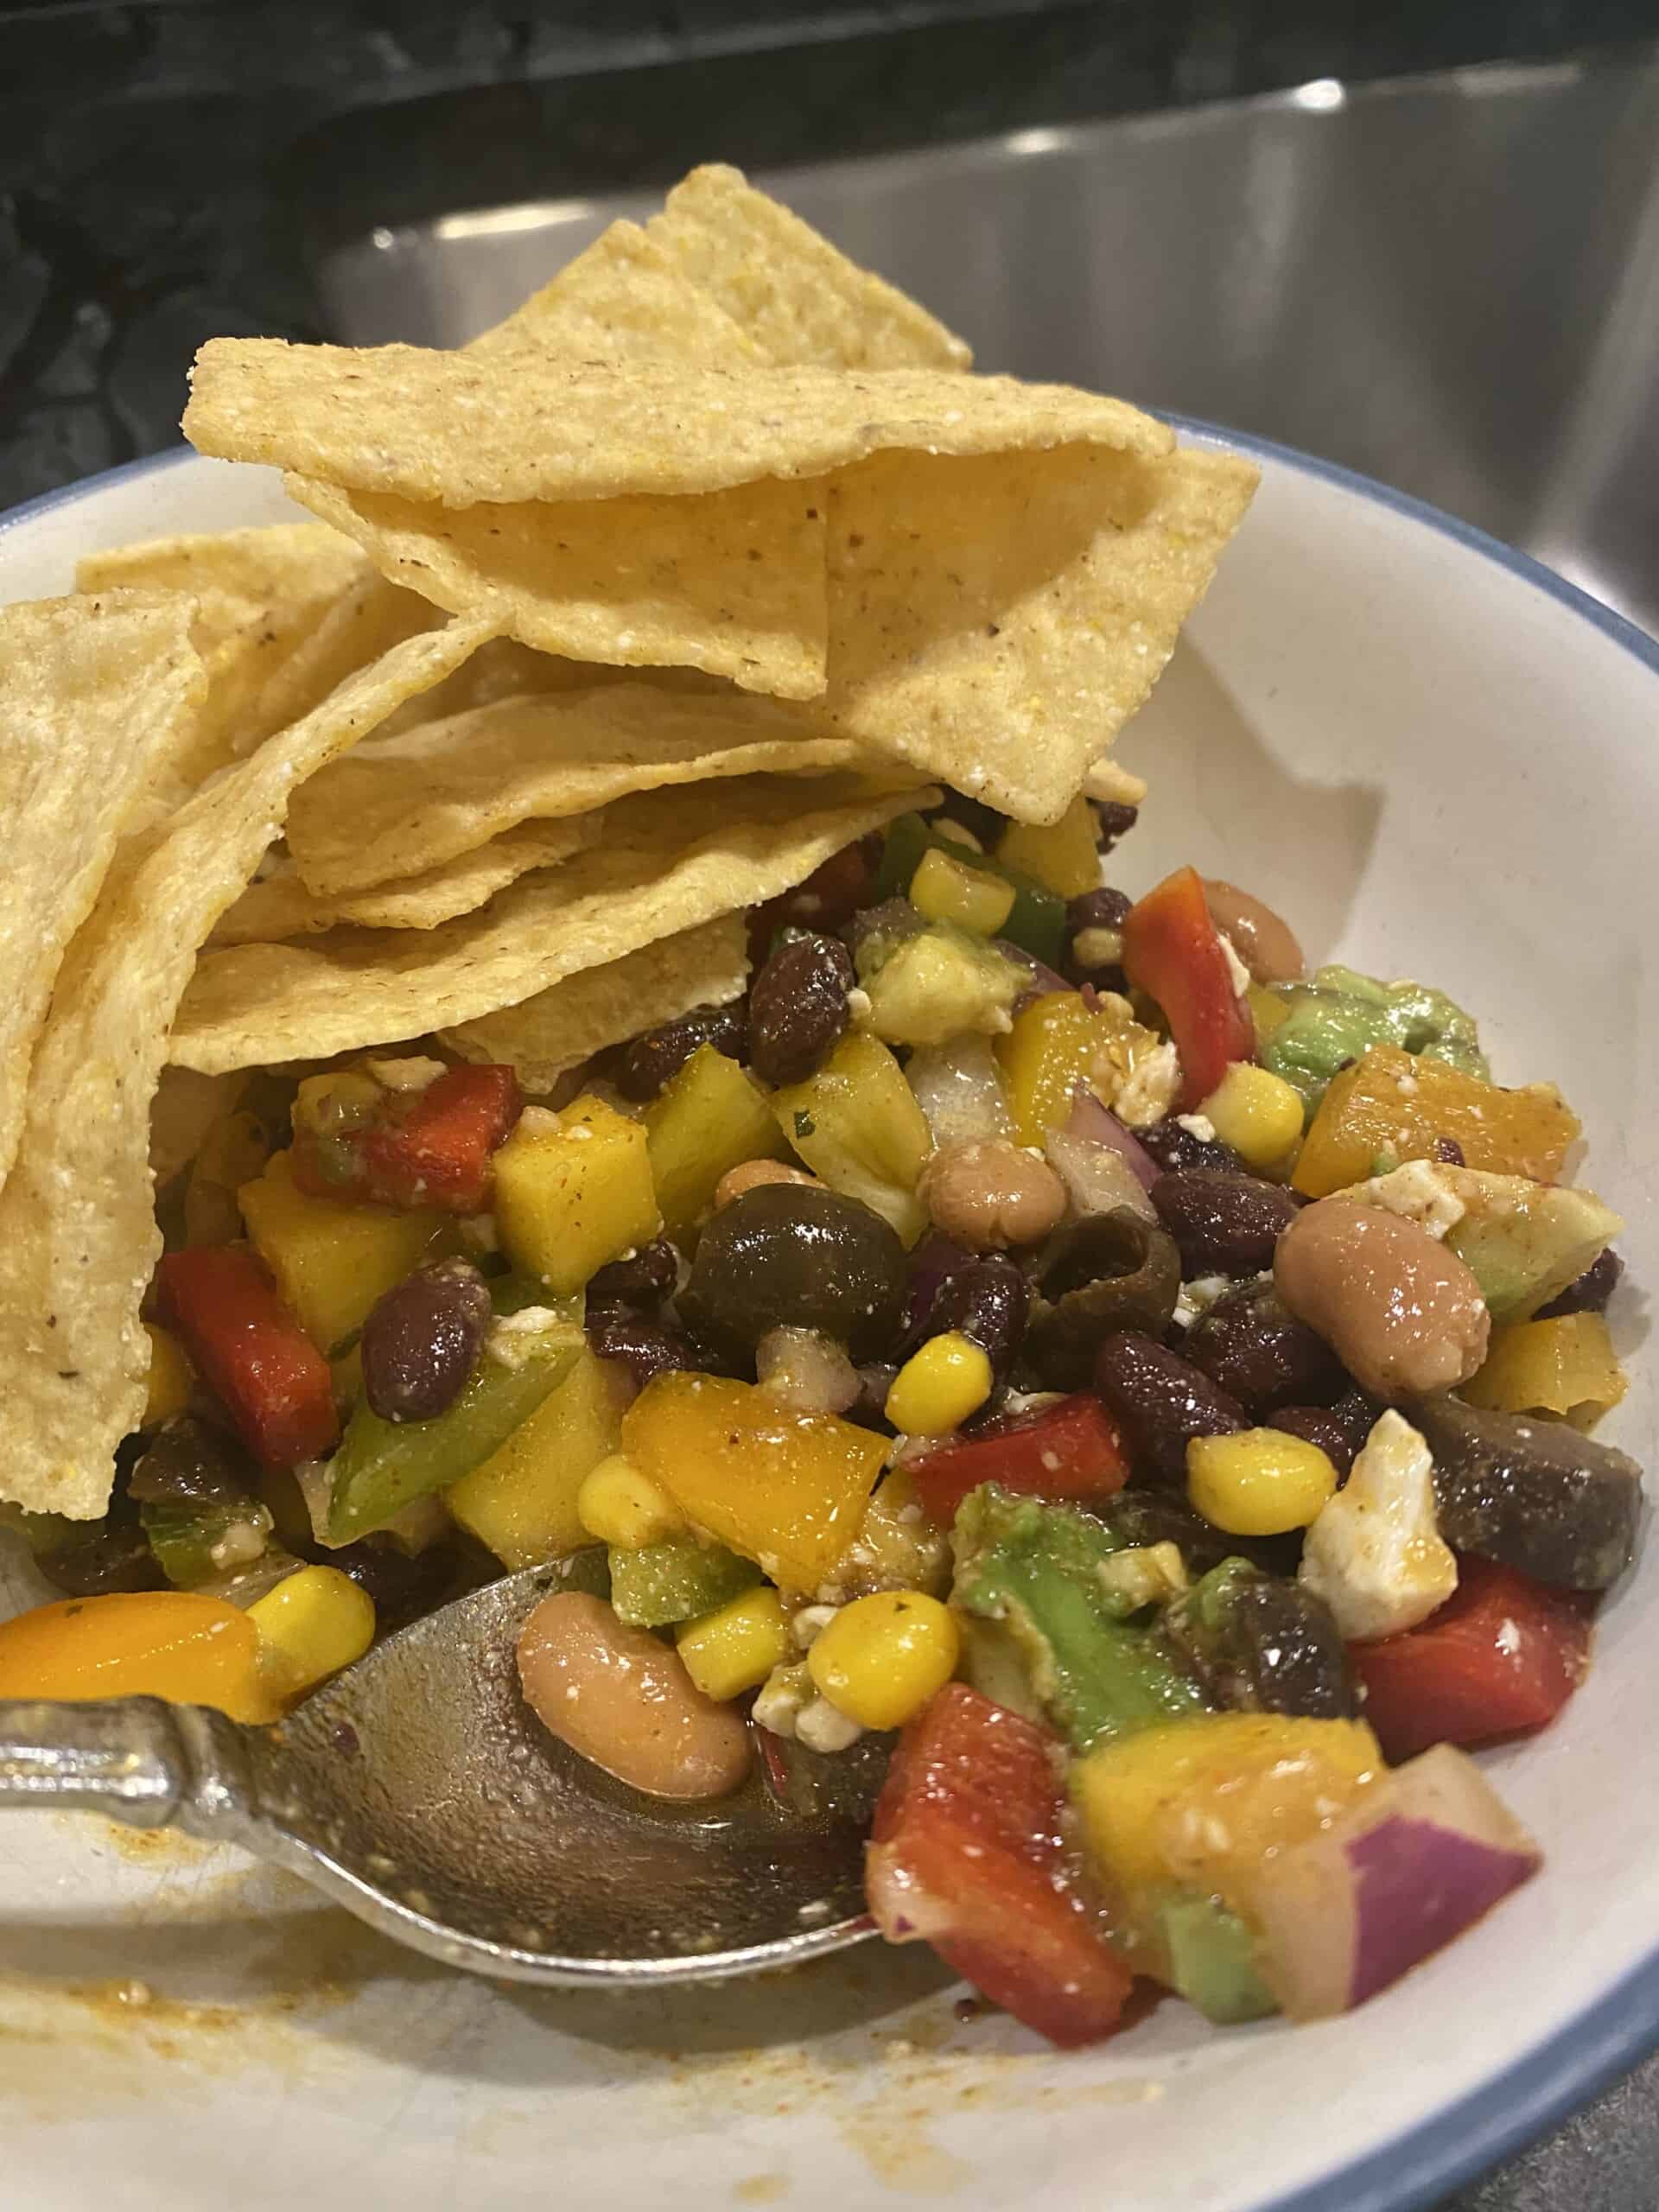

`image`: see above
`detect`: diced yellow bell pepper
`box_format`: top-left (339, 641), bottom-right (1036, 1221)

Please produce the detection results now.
top-left (1072, 1713), bottom-right (1382, 1923)
top-left (1294, 1046), bottom-right (1580, 1198)
top-left (1248, 982), bottom-right (1291, 1048)
top-left (1462, 1312), bottom-right (1628, 1431)
top-left (185, 1107), bottom-right (274, 1246)
top-left (995, 795), bottom-right (1103, 898)
top-left (239, 1149), bottom-right (453, 1355)
top-left (677, 1586), bottom-right (791, 1701)
top-left (770, 1031), bottom-right (933, 1245)
top-left (0, 1592), bottom-right (281, 1724)
top-left (248, 1566), bottom-right (375, 1700)
top-left (494, 1094), bottom-right (662, 1295)
top-left (995, 989), bottom-right (1160, 1147)
top-left (909, 846), bottom-right (1016, 936)
top-left (646, 1042), bottom-right (783, 1242)
top-left (622, 1372), bottom-right (889, 1592)
top-left (445, 1348), bottom-right (632, 1567)
top-left (141, 1322), bottom-right (194, 1428)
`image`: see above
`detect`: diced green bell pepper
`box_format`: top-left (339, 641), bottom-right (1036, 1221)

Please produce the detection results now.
top-left (607, 1537), bottom-right (763, 1628)
top-left (875, 812), bottom-right (1066, 969)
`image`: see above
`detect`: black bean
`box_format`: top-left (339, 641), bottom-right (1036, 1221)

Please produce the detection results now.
top-left (361, 1261), bottom-right (492, 1424)
top-left (587, 1304), bottom-right (706, 1391)
top-left (1135, 1117), bottom-right (1247, 1177)
top-left (42, 1523), bottom-right (167, 1599)
top-left (127, 1414), bottom-right (249, 1508)
top-left (925, 1255), bottom-right (1029, 1381)
top-left (1271, 1404), bottom-right (1363, 1476)
top-left (1066, 887), bottom-right (1132, 937)
top-left (1432, 1135), bottom-right (1466, 1166)
top-left (334, 1537), bottom-right (461, 1631)
top-left (1536, 1246), bottom-right (1624, 1319)
top-left (930, 789), bottom-right (1007, 850)
top-left (1185, 1283), bottom-right (1347, 1411)
top-left (1094, 1330), bottom-right (1250, 1484)
top-left (748, 934), bottom-right (855, 1086)
top-left (616, 1002), bottom-right (748, 1103)
top-left (1152, 1169), bottom-right (1303, 1276)
top-left (586, 1238), bottom-right (681, 1312)
top-left (1091, 800), bottom-right (1139, 852)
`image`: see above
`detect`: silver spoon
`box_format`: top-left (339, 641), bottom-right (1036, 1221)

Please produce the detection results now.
top-left (0, 1554), bottom-right (883, 1987)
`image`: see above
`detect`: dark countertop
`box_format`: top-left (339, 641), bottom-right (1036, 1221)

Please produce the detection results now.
top-left (3, 3), bottom-right (1659, 2203)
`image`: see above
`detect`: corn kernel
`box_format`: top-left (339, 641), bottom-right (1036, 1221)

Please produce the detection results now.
top-left (248, 1566), bottom-right (375, 1700)
top-left (677, 1586), bottom-right (791, 1701)
top-left (909, 846), bottom-right (1016, 937)
top-left (885, 1332), bottom-right (994, 1436)
top-left (576, 1452), bottom-right (684, 1549)
top-left (141, 1323), bottom-right (194, 1429)
top-left (1187, 1428), bottom-right (1338, 1536)
top-left (808, 1590), bottom-right (960, 1731)
top-left (1197, 1061), bottom-right (1305, 1173)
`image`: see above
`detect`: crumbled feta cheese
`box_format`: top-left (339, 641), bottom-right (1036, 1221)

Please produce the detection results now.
top-left (1217, 932), bottom-right (1253, 1001)
top-left (791, 1604), bottom-right (839, 1653)
top-left (752, 1661), bottom-right (813, 1738)
top-left (515, 1105), bottom-right (563, 1140)
top-left (1176, 1113), bottom-right (1217, 1143)
top-left (1351, 1159), bottom-right (1469, 1241)
top-left (1114, 1041), bottom-right (1181, 1128)
top-left (1073, 925), bottom-right (1123, 968)
top-left (485, 1306), bottom-right (573, 1370)
top-left (365, 1055), bottom-right (446, 1093)
top-left (1299, 1409), bottom-right (1458, 1640)
top-left (1173, 1273), bottom-right (1232, 1328)
top-left (797, 1697), bottom-right (864, 1754)
top-left (846, 987), bottom-right (873, 1021)
top-left (208, 1518), bottom-right (269, 1572)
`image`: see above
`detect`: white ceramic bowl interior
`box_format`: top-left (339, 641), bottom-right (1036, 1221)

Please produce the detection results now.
top-left (0, 431), bottom-right (1654, 2212)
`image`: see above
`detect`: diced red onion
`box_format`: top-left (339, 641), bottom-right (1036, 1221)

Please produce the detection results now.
top-left (1062, 1090), bottom-right (1160, 1192)
top-left (995, 940), bottom-right (1072, 1012)
top-left (1249, 1745), bottom-right (1541, 2019)
top-left (1045, 1129), bottom-right (1157, 1222)
top-left (906, 1034), bottom-right (1014, 1148)
top-left (755, 1326), bottom-right (859, 1415)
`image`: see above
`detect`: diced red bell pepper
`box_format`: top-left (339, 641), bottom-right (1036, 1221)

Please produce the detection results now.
top-left (1122, 865), bottom-right (1255, 1112)
top-left (155, 1247), bottom-right (339, 1470)
top-left (867, 1683), bottom-right (1135, 2046)
top-left (906, 1393), bottom-right (1129, 1525)
top-left (1351, 1558), bottom-right (1593, 1762)
top-left (294, 1065), bottom-right (522, 1213)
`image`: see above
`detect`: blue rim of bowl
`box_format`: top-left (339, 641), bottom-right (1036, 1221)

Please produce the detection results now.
top-left (4, 428), bottom-right (1659, 2211)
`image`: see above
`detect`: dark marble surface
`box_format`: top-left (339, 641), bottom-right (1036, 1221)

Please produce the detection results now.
top-left (4, 0), bottom-right (1659, 505)
top-left (4, 2), bottom-right (1659, 2202)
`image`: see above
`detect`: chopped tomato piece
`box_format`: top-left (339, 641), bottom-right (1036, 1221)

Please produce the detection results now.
top-left (1351, 1558), bottom-right (1592, 1761)
top-left (906, 1394), bottom-right (1128, 1525)
top-left (867, 1683), bottom-right (1135, 2046)
top-left (1122, 866), bottom-right (1255, 1111)
top-left (155, 1247), bottom-right (339, 1470)
top-left (295, 1065), bottom-right (522, 1213)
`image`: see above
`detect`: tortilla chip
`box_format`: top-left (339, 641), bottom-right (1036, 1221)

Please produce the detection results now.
top-left (237, 563), bottom-right (446, 757)
top-left (184, 343), bottom-right (1170, 505)
top-left (290, 472), bottom-right (828, 697)
top-left (150, 1066), bottom-right (245, 1187)
top-left (822, 444), bottom-right (1259, 823)
top-left (285, 681), bottom-right (863, 899)
top-left (648, 165), bottom-right (972, 372)
top-left (0, 613), bottom-right (494, 1519)
top-left (442, 915), bottom-right (749, 1095)
top-left (0, 591), bottom-right (206, 1197)
top-left (474, 216), bottom-right (767, 366)
top-left (214, 814), bottom-right (601, 943)
top-left (171, 774), bottom-right (930, 1075)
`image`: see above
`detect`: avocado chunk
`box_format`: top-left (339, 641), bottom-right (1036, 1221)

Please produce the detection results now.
top-left (1343, 1162), bottom-right (1622, 1322)
top-left (1154, 1893), bottom-right (1279, 2024)
top-left (1264, 964), bottom-right (1487, 1114)
top-left (1166, 1558), bottom-right (1357, 1720)
top-left (1413, 1395), bottom-right (1642, 1591)
top-left (950, 1486), bottom-right (1209, 1750)
top-left (854, 914), bottom-right (1027, 1048)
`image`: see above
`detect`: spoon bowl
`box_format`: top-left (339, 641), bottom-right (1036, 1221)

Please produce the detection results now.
top-left (0, 1555), bottom-right (881, 1986)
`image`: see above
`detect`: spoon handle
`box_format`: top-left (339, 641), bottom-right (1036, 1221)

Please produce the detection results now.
top-left (0, 1696), bottom-right (258, 1841)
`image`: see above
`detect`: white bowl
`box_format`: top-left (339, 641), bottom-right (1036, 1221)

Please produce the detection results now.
top-left (1, 432), bottom-right (1655, 2212)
